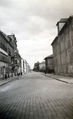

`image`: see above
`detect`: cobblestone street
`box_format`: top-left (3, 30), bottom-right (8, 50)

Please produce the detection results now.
top-left (0, 72), bottom-right (73, 119)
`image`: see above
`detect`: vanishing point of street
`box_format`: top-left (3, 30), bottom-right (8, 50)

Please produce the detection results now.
top-left (0, 72), bottom-right (73, 119)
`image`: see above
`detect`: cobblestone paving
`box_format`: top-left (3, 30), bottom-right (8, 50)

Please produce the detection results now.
top-left (0, 72), bottom-right (73, 119)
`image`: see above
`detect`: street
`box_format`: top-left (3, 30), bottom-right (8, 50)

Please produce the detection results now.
top-left (0, 72), bottom-right (73, 119)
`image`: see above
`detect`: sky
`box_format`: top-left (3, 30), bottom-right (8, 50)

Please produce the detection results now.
top-left (0, 0), bottom-right (73, 68)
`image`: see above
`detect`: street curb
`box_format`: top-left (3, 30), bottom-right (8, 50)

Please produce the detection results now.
top-left (42, 73), bottom-right (71, 84)
top-left (49, 76), bottom-right (68, 83)
top-left (0, 76), bottom-right (18, 86)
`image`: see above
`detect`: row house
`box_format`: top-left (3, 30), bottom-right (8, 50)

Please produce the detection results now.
top-left (51, 16), bottom-right (73, 76)
top-left (44, 55), bottom-right (54, 73)
top-left (33, 55), bottom-right (54, 73)
top-left (20, 58), bottom-right (30, 75)
top-left (39, 61), bottom-right (46, 72)
top-left (33, 61), bottom-right (46, 72)
top-left (14, 50), bottom-right (21, 76)
top-left (33, 62), bottom-right (40, 71)
top-left (0, 31), bottom-right (21, 78)
top-left (23, 60), bottom-right (30, 73)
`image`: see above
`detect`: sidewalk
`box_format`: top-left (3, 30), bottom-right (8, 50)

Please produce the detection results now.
top-left (0, 76), bottom-right (18, 86)
top-left (43, 73), bottom-right (73, 84)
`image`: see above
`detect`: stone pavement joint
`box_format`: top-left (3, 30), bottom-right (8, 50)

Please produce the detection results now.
top-left (0, 76), bottom-right (19, 86)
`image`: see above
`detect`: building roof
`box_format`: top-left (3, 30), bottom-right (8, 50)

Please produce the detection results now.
top-left (0, 31), bottom-right (17, 48)
top-left (44, 54), bottom-right (53, 60)
top-left (56, 18), bottom-right (68, 26)
top-left (0, 31), bottom-right (10, 42)
top-left (39, 61), bottom-right (45, 64)
top-left (51, 36), bottom-right (58, 45)
top-left (51, 16), bottom-right (73, 45)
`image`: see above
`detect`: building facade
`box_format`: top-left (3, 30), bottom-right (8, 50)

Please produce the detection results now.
top-left (33, 62), bottom-right (39, 71)
top-left (21, 59), bottom-right (30, 74)
top-left (14, 51), bottom-right (22, 76)
top-left (0, 31), bottom-right (21, 78)
top-left (21, 58), bottom-right (24, 74)
top-left (7, 34), bottom-right (18, 77)
top-left (0, 30), bottom-right (31, 79)
top-left (52, 16), bottom-right (73, 76)
top-left (39, 61), bottom-right (46, 72)
top-left (44, 55), bottom-right (54, 73)
top-left (24, 60), bottom-right (30, 73)
top-left (0, 31), bottom-right (14, 78)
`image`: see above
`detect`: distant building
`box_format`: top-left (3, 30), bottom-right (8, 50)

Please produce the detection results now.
top-left (44, 55), bottom-right (54, 73)
top-left (14, 51), bottom-right (21, 76)
top-left (39, 61), bottom-right (46, 72)
top-left (21, 58), bottom-right (24, 74)
top-left (8, 34), bottom-right (18, 76)
top-left (52, 16), bottom-right (73, 76)
top-left (21, 59), bottom-right (30, 74)
top-left (26, 63), bottom-right (30, 73)
top-left (33, 62), bottom-right (39, 71)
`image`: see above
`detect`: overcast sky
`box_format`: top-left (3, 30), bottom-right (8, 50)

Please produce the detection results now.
top-left (0, 0), bottom-right (73, 68)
